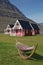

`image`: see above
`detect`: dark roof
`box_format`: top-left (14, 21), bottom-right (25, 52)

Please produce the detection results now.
top-left (31, 24), bottom-right (39, 30)
top-left (9, 24), bottom-right (14, 28)
top-left (19, 20), bottom-right (32, 30)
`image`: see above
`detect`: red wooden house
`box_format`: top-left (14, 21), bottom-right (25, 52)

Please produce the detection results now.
top-left (4, 19), bottom-right (40, 36)
top-left (11, 20), bottom-right (32, 36)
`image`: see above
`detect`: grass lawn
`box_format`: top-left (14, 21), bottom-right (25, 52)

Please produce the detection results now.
top-left (0, 34), bottom-right (43, 65)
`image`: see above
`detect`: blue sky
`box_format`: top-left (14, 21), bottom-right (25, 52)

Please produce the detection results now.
top-left (9, 0), bottom-right (43, 23)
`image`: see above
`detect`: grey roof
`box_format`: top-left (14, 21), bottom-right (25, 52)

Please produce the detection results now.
top-left (19, 20), bottom-right (32, 30)
top-left (9, 24), bottom-right (14, 28)
top-left (31, 24), bottom-right (40, 30)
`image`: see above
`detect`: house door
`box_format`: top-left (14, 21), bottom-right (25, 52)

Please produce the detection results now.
top-left (16, 29), bottom-right (18, 33)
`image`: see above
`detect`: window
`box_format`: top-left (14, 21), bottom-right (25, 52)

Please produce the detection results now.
top-left (16, 22), bottom-right (19, 26)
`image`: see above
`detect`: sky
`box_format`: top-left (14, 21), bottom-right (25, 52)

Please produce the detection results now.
top-left (9, 0), bottom-right (43, 23)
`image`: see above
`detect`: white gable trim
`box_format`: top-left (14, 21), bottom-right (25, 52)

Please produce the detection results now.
top-left (5, 24), bottom-right (11, 30)
top-left (12, 20), bottom-right (23, 29)
top-left (30, 24), bottom-right (34, 30)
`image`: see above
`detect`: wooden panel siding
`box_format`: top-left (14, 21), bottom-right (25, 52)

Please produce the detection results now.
top-left (14, 29), bottom-right (25, 36)
top-left (35, 30), bottom-right (39, 34)
top-left (25, 29), bottom-right (32, 36)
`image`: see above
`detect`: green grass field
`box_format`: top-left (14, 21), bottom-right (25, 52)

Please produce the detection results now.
top-left (0, 34), bottom-right (43, 65)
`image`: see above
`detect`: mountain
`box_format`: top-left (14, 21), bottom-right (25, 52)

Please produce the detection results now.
top-left (39, 23), bottom-right (43, 26)
top-left (0, 0), bottom-right (35, 22)
top-left (0, 0), bottom-right (43, 34)
top-left (0, 0), bottom-right (36, 33)
top-left (0, 0), bottom-right (27, 20)
top-left (38, 23), bottom-right (43, 34)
